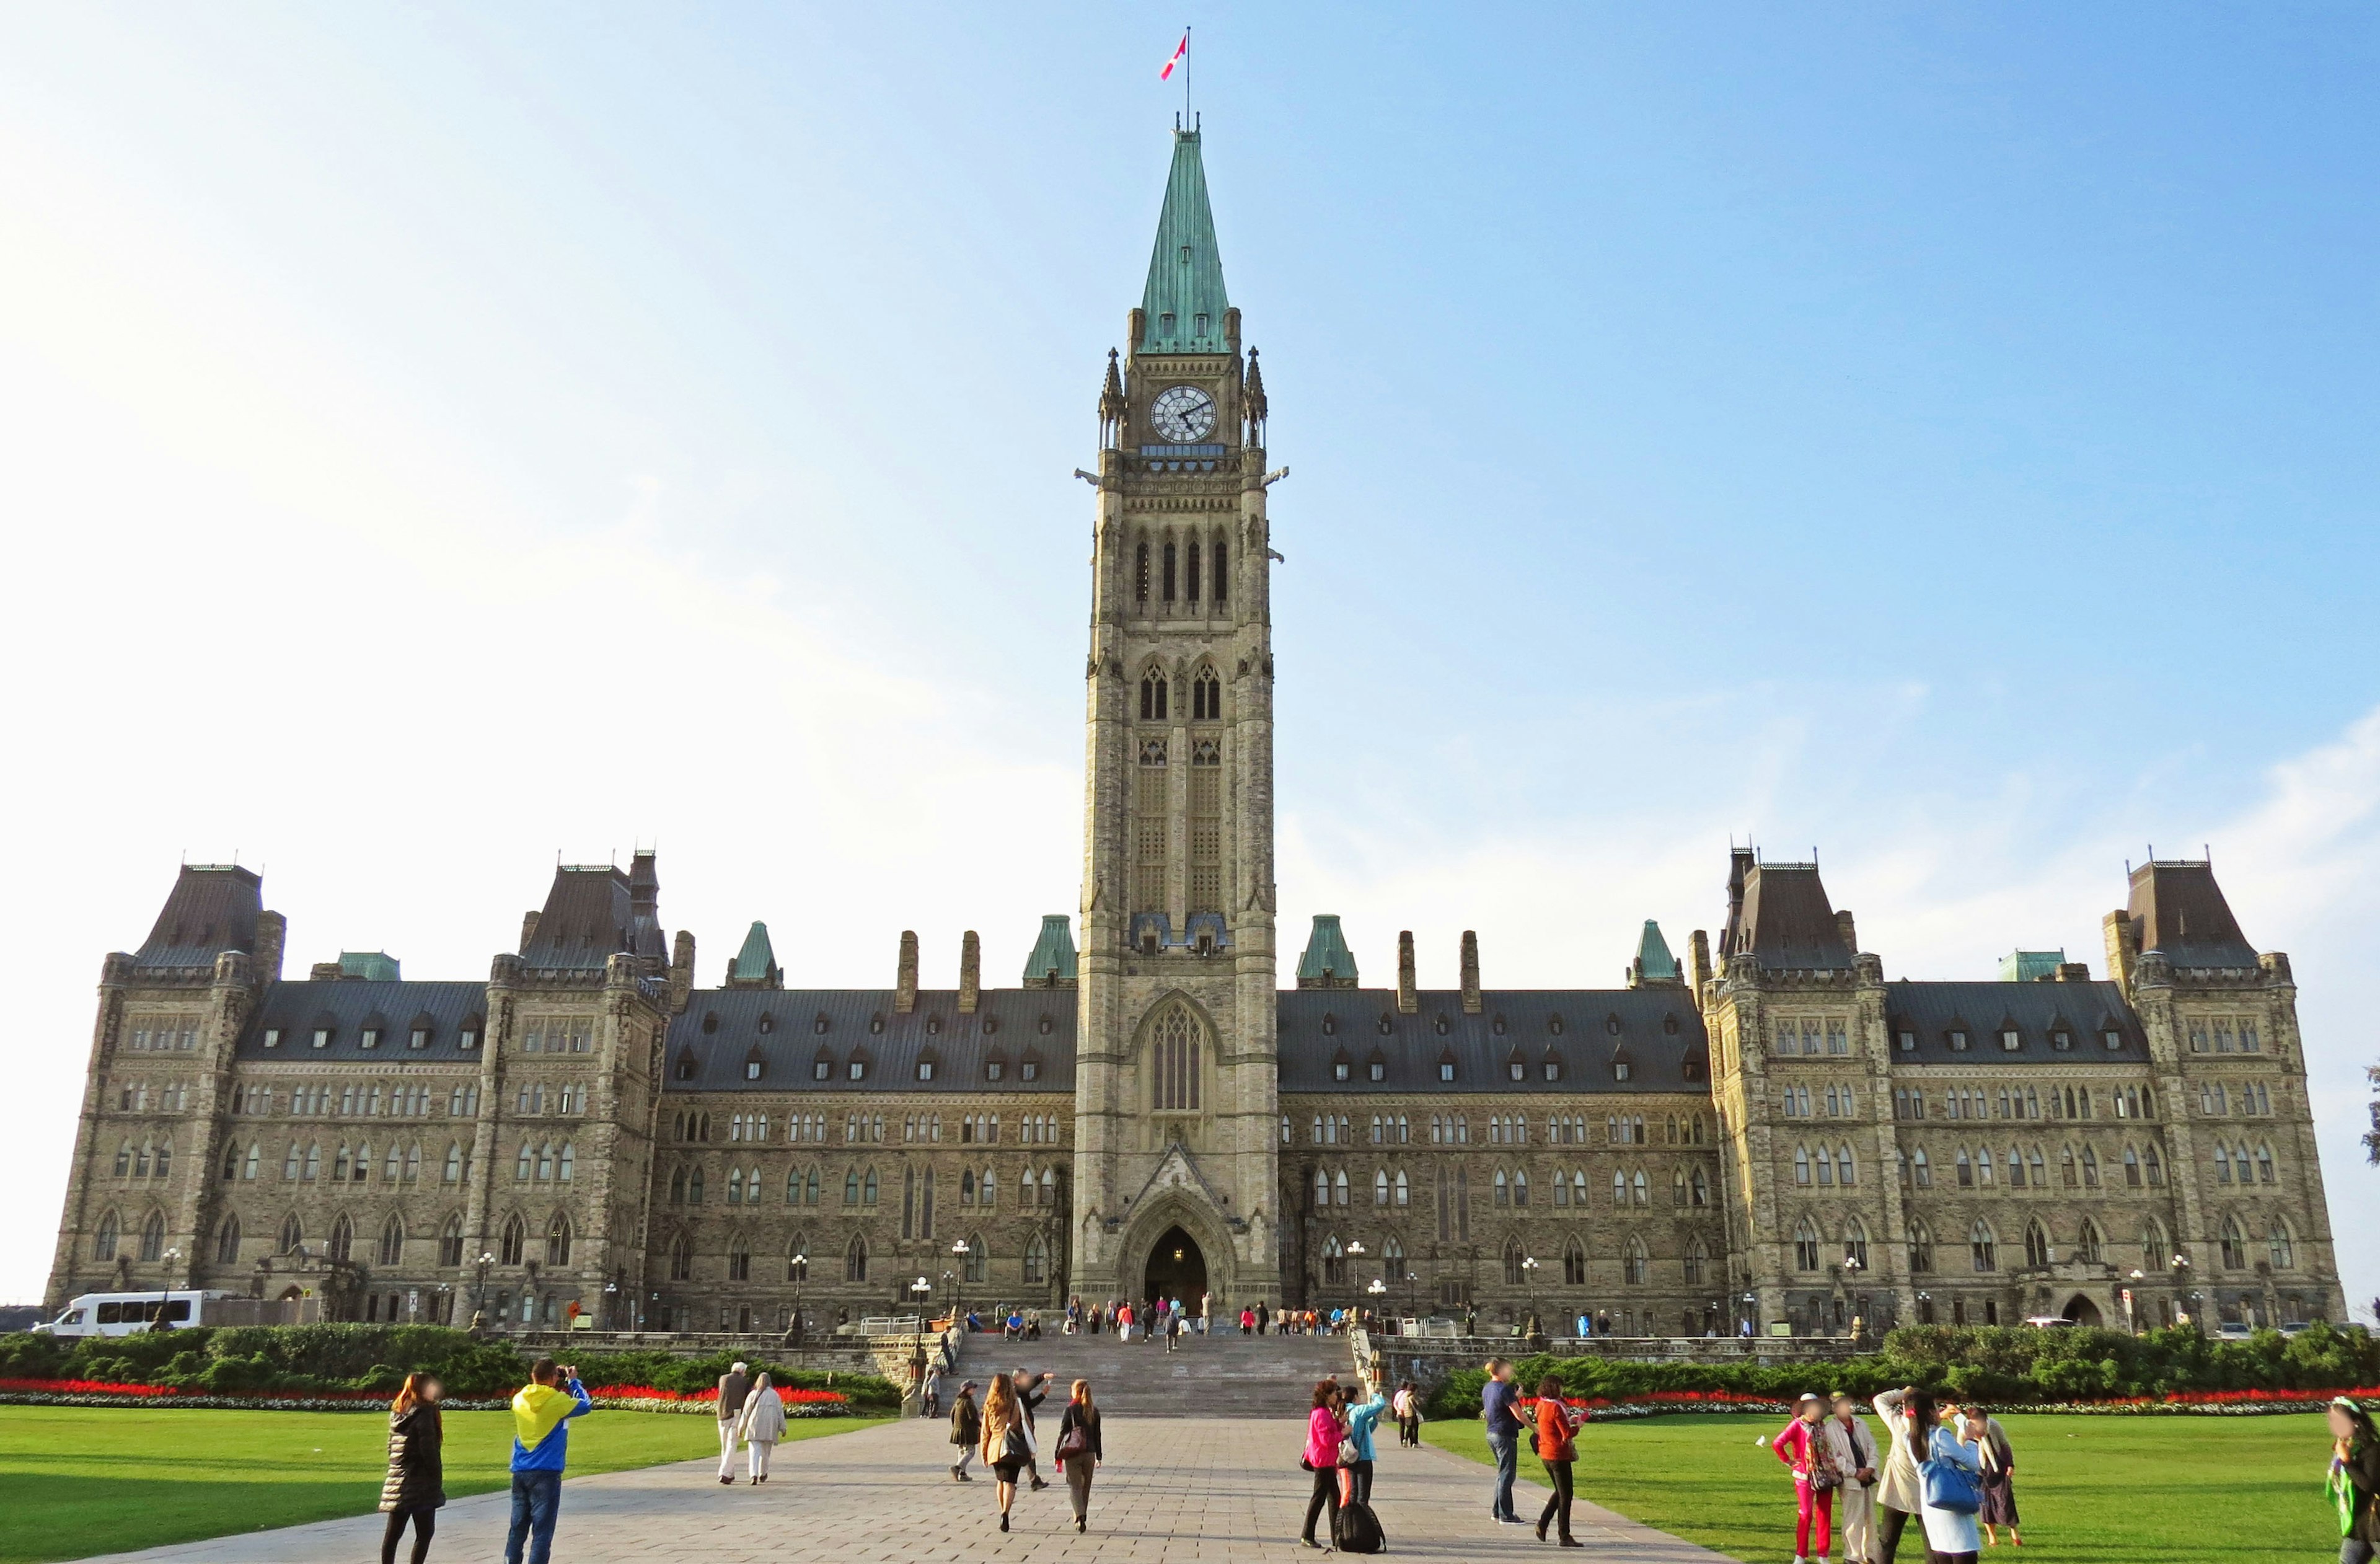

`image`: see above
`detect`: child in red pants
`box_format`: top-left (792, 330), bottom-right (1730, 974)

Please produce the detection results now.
top-left (1774, 1393), bottom-right (1838, 1564)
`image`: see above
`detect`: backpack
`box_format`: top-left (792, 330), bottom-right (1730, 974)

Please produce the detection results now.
top-left (1333, 1470), bottom-right (1386, 1555)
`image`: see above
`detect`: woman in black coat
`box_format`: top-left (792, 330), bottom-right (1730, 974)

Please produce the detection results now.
top-left (378, 1372), bottom-right (446, 1564)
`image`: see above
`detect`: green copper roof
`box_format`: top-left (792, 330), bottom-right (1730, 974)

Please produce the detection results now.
top-left (337, 950), bottom-right (400, 981)
top-left (1999, 948), bottom-right (2066, 982)
top-left (1634, 921), bottom-right (1680, 982)
top-left (730, 922), bottom-right (778, 983)
top-left (1297, 915), bottom-right (1359, 985)
top-left (1139, 130), bottom-right (1230, 354)
top-left (1023, 915), bottom-right (1078, 984)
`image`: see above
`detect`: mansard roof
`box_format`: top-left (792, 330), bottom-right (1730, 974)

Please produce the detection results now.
top-left (133, 864), bottom-right (262, 970)
top-left (664, 988), bottom-right (1077, 1093)
top-left (1730, 862), bottom-right (1853, 971)
top-left (1275, 989), bottom-right (1709, 1095)
top-left (1882, 980), bottom-right (2143, 1063)
top-left (1138, 129), bottom-right (1230, 354)
top-left (522, 862), bottom-right (666, 971)
top-left (2126, 860), bottom-right (2259, 970)
top-left (232, 980), bottom-right (486, 1061)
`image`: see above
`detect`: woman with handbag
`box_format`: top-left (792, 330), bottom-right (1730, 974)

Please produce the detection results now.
top-left (1773, 1392), bottom-right (1840, 1564)
top-left (1054, 1379), bottom-right (1103, 1534)
top-left (1298, 1380), bottom-right (1347, 1550)
top-left (1915, 1392), bottom-right (1985, 1564)
top-left (979, 1372), bottom-right (1030, 1532)
top-left (1528, 1376), bottom-right (1585, 1547)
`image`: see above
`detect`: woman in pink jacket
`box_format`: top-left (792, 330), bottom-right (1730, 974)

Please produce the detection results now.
top-left (1298, 1380), bottom-right (1348, 1550)
top-left (1773, 1392), bottom-right (1839, 1564)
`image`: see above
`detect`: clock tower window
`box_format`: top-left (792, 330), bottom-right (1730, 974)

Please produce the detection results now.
top-left (1186, 541), bottom-right (1201, 603)
top-left (1140, 673), bottom-right (1169, 721)
top-left (1162, 541), bottom-right (1177, 602)
top-left (1135, 540), bottom-right (1150, 603)
top-left (1135, 740), bottom-right (1168, 914)
top-left (1212, 535), bottom-right (1227, 603)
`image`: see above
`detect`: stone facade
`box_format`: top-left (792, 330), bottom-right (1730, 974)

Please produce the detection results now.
top-left (41, 130), bottom-right (2347, 1338)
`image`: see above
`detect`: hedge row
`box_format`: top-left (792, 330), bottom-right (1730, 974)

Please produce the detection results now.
top-left (1417, 1322), bottom-right (2379, 1420)
top-left (0, 1325), bottom-right (902, 1408)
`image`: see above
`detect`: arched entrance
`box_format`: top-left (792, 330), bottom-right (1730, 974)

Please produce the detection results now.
top-left (1144, 1226), bottom-right (1207, 1306)
top-left (2061, 1294), bottom-right (2104, 1328)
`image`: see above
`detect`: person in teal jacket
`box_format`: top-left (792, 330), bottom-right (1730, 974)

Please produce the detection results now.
top-left (1341, 1375), bottom-right (1390, 1506)
top-left (506, 1358), bottom-right (593, 1564)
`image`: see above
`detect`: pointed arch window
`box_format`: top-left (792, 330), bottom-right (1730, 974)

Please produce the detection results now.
top-left (498, 1213), bottom-right (525, 1266)
top-left (1844, 1216), bottom-right (1870, 1270)
top-left (2267, 1218), bottom-right (2294, 1270)
top-left (1150, 1005), bottom-right (1202, 1111)
top-left (726, 1236), bottom-right (750, 1281)
top-left (2077, 1217), bottom-right (2104, 1264)
top-left (325, 1212), bottom-right (353, 1264)
top-left (1323, 1234), bottom-right (1349, 1285)
top-left (1212, 532), bottom-right (1228, 603)
top-left (278, 1213), bottom-right (303, 1255)
top-left (216, 1211), bottom-right (242, 1265)
top-left (1623, 1235), bottom-right (1650, 1286)
top-left (439, 1215), bottom-right (464, 1268)
top-left (1134, 538), bottom-right (1150, 601)
top-left (1192, 667), bottom-right (1222, 720)
top-left (2218, 1216), bottom-right (2247, 1270)
top-left (92, 1209), bottom-right (121, 1261)
top-left (379, 1213), bottom-right (405, 1266)
top-left (1499, 1238), bottom-right (1524, 1287)
top-left (546, 1212), bottom-right (572, 1267)
top-left (1140, 670), bottom-right (1170, 720)
top-left (787, 1237), bottom-right (809, 1282)
top-left (1970, 1220), bottom-right (1997, 1273)
top-left (1023, 1232), bottom-right (1050, 1285)
top-left (1793, 1218), bottom-right (1820, 1271)
top-left (845, 1233), bottom-right (870, 1283)
top-left (1794, 1146), bottom-right (1812, 1186)
top-left (1909, 1219), bottom-right (1935, 1273)
top-left (2024, 1220), bottom-right (2052, 1269)
top-left (963, 1233), bottom-right (987, 1284)
top-left (669, 1230), bottom-right (692, 1281)
top-left (1161, 539), bottom-right (1177, 601)
top-left (1685, 1235), bottom-right (1709, 1284)
top-left (1185, 538), bottom-right (1201, 602)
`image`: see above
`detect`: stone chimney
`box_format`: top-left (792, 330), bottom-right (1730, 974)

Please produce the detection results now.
top-left (1835, 909), bottom-right (1858, 955)
top-left (253, 910), bottom-right (286, 984)
top-left (1396, 932), bottom-right (1417, 1014)
top-left (1688, 929), bottom-right (1712, 994)
top-left (2102, 909), bottom-right (2140, 999)
top-left (958, 930), bottom-right (981, 1014)
top-left (2053, 961), bottom-right (2091, 983)
top-left (1460, 930), bottom-right (1482, 1015)
top-left (308, 961), bottom-right (343, 981)
top-left (895, 930), bottom-right (919, 1014)
top-left (669, 929), bottom-right (697, 1015)
top-left (519, 910), bottom-right (541, 953)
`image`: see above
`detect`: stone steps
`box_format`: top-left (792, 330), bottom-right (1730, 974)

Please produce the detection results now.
top-left (949, 1328), bottom-right (1356, 1417)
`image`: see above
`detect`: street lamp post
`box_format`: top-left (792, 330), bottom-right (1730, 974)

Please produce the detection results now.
top-left (1405, 1271), bottom-right (1420, 1322)
top-left (151, 1247), bottom-right (182, 1330)
top-left (1520, 1255), bottom-right (1540, 1327)
top-left (2125, 1268), bottom-right (2144, 1333)
top-left (790, 1252), bottom-right (808, 1343)
top-left (2171, 1252), bottom-right (2193, 1328)
top-left (951, 1238), bottom-right (972, 1323)
top-left (1741, 1289), bottom-right (1759, 1338)
top-left (472, 1252), bottom-right (495, 1333)
top-left (1365, 1277), bottom-right (1387, 1332)
top-left (1346, 1240), bottom-right (1367, 1309)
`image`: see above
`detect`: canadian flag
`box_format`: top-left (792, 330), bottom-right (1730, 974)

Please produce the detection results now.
top-left (1160, 33), bottom-right (1187, 80)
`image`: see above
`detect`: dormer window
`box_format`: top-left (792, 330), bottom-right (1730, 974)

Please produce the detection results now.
top-left (311, 1028), bottom-right (332, 1049)
top-left (1194, 312), bottom-right (1209, 337)
top-left (1038, 1015), bottom-right (1054, 1036)
top-left (408, 1028), bottom-right (430, 1050)
top-left (2000, 1028), bottom-right (2022, 1052)
top-left (1377, 1013), bottom-right (1393, 1035)
top-left (1605, 1013), bottom-right (1622, 1036)
top-left (1368, 1052), bottom-right (1386, 1082)
top-left (1334, 1061), bottom-right (1351, 1082)
top-left (987, 1059), bottom-right (1005, 1082)
top-left (701, 1012), bottom-right (719, 1035)
top-left (674, 1051), bottom-right (697, 1081)
top-left (459, 1021), bottom-right (480, 1050)
top-left (262, 1028), bottom-right (281, 1048)
top-left (1663, 1013), bottom-right (1680, 1036)
top-left (1948, 1029), bottom-right (1969, 1052)
top-left (1897, 1030), bottom-right (1915, 1053)
top-left (917, 1059), bottom-right (935, 1082)
top-left (758, 1012), bottom-right (774, 1035)
top-left (925, 1015), bottom-right (941, 1037)
top-left (813, 1058), bottom-right (831, 1081)
top-left (2052, 1030), bottom-right (2073, 1051)
top-left (1491, 1014), bottom-right (1507, 1036)
top-left (359, 1028), bottom-right (381, 1050)
top-left (869, 1013), bottom-right (884, 1035)
top-left (1020, 1058), bottom-right (1041, 1082)
top-left (983, 1015), bottom-right (999, 1036)
top-left (1507, 1054), bottom-right (1525, 1082)
top-left (1548, 1013), bottom-right (1564, 1037)
top-left (1321, 1013), bottom-right (1337, 1037)
top-left (1613, 1059), bottom-right (1632, 1082)
top-left (1439, 1049), bottom-right (1458, 1083)
top-left (746, 1060), bottom-right (764, 1081)
top-left (848, 1058), bottom-right (867, 1081)
top-left (1543, 1059), bottom-right (1561, 1082)
top-left (815, 1013), bottom-right (831, 1035)
top-left (2102, 1030), bottom-right (2124, 1051)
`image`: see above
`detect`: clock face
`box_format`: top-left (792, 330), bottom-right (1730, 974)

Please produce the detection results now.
top-left (1150, 384), bottom-right (1217, 443)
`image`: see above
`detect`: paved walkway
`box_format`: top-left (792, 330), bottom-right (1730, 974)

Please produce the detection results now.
top-left (79, 1415), bottom-right (1736, 1563)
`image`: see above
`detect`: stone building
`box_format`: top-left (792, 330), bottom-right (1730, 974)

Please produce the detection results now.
top-left (42, 129), bottom-right (2346, 1338)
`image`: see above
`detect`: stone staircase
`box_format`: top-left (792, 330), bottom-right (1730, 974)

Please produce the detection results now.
top-left (949, 1327), bottom-right (1355, 1417)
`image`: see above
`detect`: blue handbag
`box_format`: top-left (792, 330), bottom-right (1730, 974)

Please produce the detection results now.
top-left (1920, 1447), bottom-right (1981, 1514)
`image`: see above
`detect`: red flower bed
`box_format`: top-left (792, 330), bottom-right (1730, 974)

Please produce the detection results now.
top-left (590, 1384), bottom-right (846, 1406)
top-left (0, 1377), bottom-right (181, 1398)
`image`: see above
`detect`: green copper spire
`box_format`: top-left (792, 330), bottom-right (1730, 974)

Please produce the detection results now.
top-left (1296, 915), bottom-right (1359, 989)
top-left (1629, 920), bottom-right (1682, 988)
top-left (1022, 914), bottom-right (1078, 987)
top-left (726, 921), bottom-right (781, 989)
top-left (1139, 129), bottom-right (1230, 354)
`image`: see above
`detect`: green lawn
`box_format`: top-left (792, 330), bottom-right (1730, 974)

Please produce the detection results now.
top-left (0, 1407), bottom-right (887, 1563)
top-left (1422, 1412), bottom-right (2338, 1564)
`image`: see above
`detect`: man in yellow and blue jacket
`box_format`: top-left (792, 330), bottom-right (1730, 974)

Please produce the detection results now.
top-left (506, 1358), bottom-right (594, 1564)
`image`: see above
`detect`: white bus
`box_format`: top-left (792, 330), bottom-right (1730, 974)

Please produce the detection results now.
top-left (34, 1290), bottom-right (239, 1338)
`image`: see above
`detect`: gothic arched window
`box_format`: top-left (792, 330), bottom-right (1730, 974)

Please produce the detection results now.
top-left (1793, 1218), bottom-right (1820, 1271)
top-left (1134, 539), bottom-right (1150, 602)
top-left (1623, 1235), bottom-right (1650, 1286)
top-left (2024, 1220), bottom-right (2052, 1270)
top-left (1192, 668), bottom-right (1222, 720)
top-left (1563, 1237), bottom-right (1587, 1286)
top-left (669, 1230), bottom-right (692, 1281)
top-left (498, 1213), bottom-right (525, 1266)
top-left (845, 1234), bottom-right (870, 1283)
top-left (546, 1212), bottom-right (573, 1267)
top-left (379, 1213), bottom-right (405, 1266)
top-left (215, 1212), bottom-right (242, 1265)
top-left (1969, 1220), bottom-right (1996, 1273)
top-left (1150, 1006), bottom-right (1202, 1112)
top-left (2218, 1216), bottom-right (2247, 1270)
top-left (2077, 1217), bottom-right (2104, 1265)
top-left (1499, 1238), bottom-right (1523, 1287)
top-left (1185, 538), bottom-right (1201, 602)
top-left (1140, 672), bottom-right (1169, 721)
top-left (278, 1212), bottom-right (302, 1255)
top-left (1162, 539), bottom-right (1177, 601)
top-left (2267, 1218), bottom-right (2294, 1270)
top-left (325, 1213), bottom-right (353, 1264)
top-left (439, 1215), bottom-right (464, 1268)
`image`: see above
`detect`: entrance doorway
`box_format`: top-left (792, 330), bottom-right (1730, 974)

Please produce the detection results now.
top-left (1144, 1226), bottom-right (1207, 1306)
top-left (2061, 1294), bottom-right (2104, 1328)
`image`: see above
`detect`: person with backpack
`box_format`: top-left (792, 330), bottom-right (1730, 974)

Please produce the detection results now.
top-left (947, 1379), bottom-right (981, 1482)
top-left (1913, 1390), bottom-right (1985, 1564)
top-left (2328, 1395), bottom-right (2380, 1564)
top-left (1341, 1374), bottom-right (1388, 1506)
top-left (1298, 1380), bottom-right (1347, 1550)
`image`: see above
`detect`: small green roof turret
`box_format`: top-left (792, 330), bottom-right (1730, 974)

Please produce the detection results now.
top-left (1297, 914), bottom-right (1359, 989)
top-left (1023, 915), bottom-right (1079, 988)
top-left (1628, 921), bottom-right (1682, 989)
top-left (338, 950), bottom-right (400, 981)
top-left (725, 921), bottom-right (782, 990)
top-left (1139, 129), bottom-right (1230, 355)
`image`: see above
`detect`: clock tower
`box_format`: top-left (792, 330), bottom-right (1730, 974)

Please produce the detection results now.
top-left (1072, 127), bottom-right (1284, 1307)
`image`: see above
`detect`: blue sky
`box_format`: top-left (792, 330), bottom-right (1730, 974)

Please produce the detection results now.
top-left (1, 4), bottom-right (2373, 1309)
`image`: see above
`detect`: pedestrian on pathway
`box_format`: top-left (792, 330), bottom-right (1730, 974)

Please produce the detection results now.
top-left (504, 1358), bottom-right (591, 1564)
top-left (1299, 1380), bottom-right (1349, 1549)
top-left (1525, 1375), bottom-right (1584, 1547)
top-left (1165, 1308), bottom-right (1183, 1353)
top-left (980, 1373), bottom-right (1029, 1532)
top-left (735, 1372), bottom-right (787, 1484)
top-left (922, 1363), bottom-right (943, 1418)
top-left (1056, 1377), bottom-right (1104, 1534)
top-left (1915, 1394), bottom-right (1984, 1564)
top-left (1015, 1369), bottom-right (1054, 1492)
top-left (1773, 1392), bottom-right (1839, 1564)
top-left (1869, 1385), bottom-right (1924, 1564)
top-left (1342, 1373), bottom-right (1389, 1506)
top-left (1825, 1394), bottom-right (1880, 1564)
top-left (1393, 1380), bottom-right (1422, 1448)
top-left (713, 1361), bottom-right (752, 1486)
top-left (1482, 1357), bottom-right (1526, 1525)
top-left (1117, 1299), bottom-right (1135, 1342)
top-left (1256, 1298), bottom-right (1269, 1335)
top-left (2327, 1395), bottom-right (2380, 1564)
top-left (948, 1379), bottom-right (981, 1482)
top-left (1958, 1404), bottom-right (2021, 1547)
top-left (377, 1372), bottom-right (444, 1564)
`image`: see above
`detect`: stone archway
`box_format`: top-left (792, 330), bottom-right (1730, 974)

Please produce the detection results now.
top-left (2061, 1293), bottom-right (2104, 1328)
top-left (1144, 1227), bottom-right (1208, 1306)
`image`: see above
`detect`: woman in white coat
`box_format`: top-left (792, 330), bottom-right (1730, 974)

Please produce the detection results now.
top-left (1870, 1386), bottom-right (1928, 1564)
top-left (736, 1372), bottom-right (789, 1483)
top-left (1913, 1390), bottom-right (1984, 1564)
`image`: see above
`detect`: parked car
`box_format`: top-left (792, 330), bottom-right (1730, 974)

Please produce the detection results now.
top-left (2022, 1316), bottom-right (2079, 1330)
top-left (33, 1290), bottom-right (237, 1337)
top-left (2213, 1320), bottom-right (2257, 1340)
top-left (2276, 1321), bottom-right (2312, 1338)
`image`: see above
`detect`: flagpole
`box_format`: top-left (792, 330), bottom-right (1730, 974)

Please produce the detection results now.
top-left (1184, 25), bottom-right (1191, 127)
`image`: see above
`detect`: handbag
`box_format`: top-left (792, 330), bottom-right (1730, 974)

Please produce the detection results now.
top-left (1804, 1425), bottom-right (1842, 1491)
top-left (1055, 1416), bottom-right (1091, 1462)
top-left (1920, 1441), bottom-right (1982, 1514)
top-left (1338, 1438), bottom-right (1361, 1466)
top-left (1001, 1422), bottom-right (1031, 1464)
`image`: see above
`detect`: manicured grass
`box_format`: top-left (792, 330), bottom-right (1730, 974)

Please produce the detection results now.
top-left (1421, 1412), bottom-right (2338, 1564)
top-left (0, 1407), bottom-right (887, 1563)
